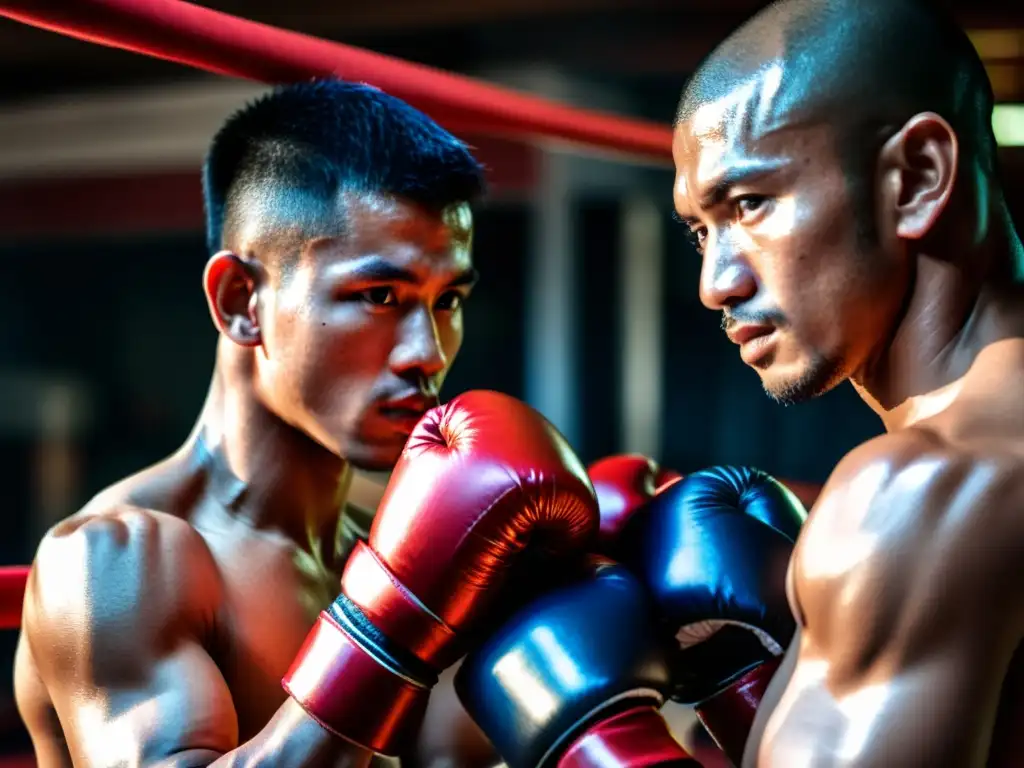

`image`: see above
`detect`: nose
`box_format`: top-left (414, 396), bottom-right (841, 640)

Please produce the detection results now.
top-left (698, 237), bottom-right (758, 311)
top-left (389, 304), bottom-right (447, 382)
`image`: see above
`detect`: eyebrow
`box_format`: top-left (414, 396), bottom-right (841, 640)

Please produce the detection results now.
top-left (677, 159), bottom-right (790, 223)
top-left (342, 257), bottom-right (479, 288)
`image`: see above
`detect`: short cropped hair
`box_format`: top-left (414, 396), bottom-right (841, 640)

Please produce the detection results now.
top-left (202, 79), bottom-right (487, 255)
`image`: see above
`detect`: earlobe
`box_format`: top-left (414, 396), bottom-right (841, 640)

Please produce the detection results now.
top-left (886, 112), bottom-right (959, 240)
top-left (202, 250), bottom-right (262, 347)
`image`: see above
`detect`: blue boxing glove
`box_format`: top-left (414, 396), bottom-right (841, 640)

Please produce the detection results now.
top-left (455, 561), bottom-right (697, 768)
top-left (613, 466), bottom-right (806, 766)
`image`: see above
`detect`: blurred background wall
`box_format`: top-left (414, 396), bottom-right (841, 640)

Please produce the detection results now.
top-left (0, 0), bottom-right (1023, 759)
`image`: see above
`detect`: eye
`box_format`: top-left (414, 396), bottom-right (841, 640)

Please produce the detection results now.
top-left (358, 287), bottom-right (397, 307)
top-left (735, 195), bottom-right (769, 220)
top-left (685, 226), bottom-right (707, 254)
top-left (435, 291), bottom-right (464, 312)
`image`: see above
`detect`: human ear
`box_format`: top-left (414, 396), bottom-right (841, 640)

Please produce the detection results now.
top-left (878, 112), bottom-right (959, 240)
top-left (202, 250), bottom-right (261, 347)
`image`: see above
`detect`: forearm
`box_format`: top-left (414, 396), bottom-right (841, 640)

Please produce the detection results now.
top-left (231, 699), bottom-right (373, 768)
top-left (157, 700), bottom-right (373, 768)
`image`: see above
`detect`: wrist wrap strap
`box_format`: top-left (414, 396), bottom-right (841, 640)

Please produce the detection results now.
top-left (695, 657), bottom-right (782, 767)
top-left (558, 707), bottom-right (698, 768)
top-left (282, 604), bottom-right (432, 755)
top-left (341, 540), bottom-right (458, 667)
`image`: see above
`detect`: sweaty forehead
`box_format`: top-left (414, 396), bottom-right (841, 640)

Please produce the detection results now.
top-left (296, 192), bottom-right (475, 280)
top-left (342, 194), bottom-right (474, 252)
top-left (673, 63), bottom-right (828, 205)
top-left (684, 63), bottom-right (788, 146)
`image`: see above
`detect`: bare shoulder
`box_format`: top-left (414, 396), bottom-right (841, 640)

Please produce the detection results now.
top-left (794, 428), bottom-right (1024, 662)
top-left (26, 504), bottom-right (225, 683)
top-left (812, 427), bottom-right (1024, 543)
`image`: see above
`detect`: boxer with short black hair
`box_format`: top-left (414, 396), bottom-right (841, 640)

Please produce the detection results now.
top-left (12, 79), bottom-right (536, 767)
top-left (672, 0), bottom-right (1024, 765)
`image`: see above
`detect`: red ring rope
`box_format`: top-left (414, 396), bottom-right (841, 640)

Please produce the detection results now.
top-left (0, 0), bottom-right (673, 163)
top-left (0, 567), bottom-right (28, 630)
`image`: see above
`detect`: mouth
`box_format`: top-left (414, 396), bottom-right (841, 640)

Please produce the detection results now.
top-left (377, 394), bottom-right (439, 431)
top-left (727, 325), bottom-right (777, 366)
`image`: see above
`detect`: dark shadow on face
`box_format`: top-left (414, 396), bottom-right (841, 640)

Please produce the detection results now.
top-left (671, 70), bottom-right (906, 405)
top-left (255, 192), bottom-right (477, 470)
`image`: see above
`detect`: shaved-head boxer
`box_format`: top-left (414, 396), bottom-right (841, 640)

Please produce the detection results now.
top-left (670, 0), bottom-right (1024, 765)
top-left (11, 79), bottom-right (563, 767)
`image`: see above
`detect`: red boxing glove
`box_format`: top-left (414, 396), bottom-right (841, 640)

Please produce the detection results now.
top-left (284, 390), bottom-right (599, 755)
top-left (587, 454), bottom-right (682, 548)
top-left (559, 708), bottom-right (698, 768)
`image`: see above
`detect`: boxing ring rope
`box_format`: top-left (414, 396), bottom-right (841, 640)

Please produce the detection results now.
top-left (0, 567), bottom-right (28, 630)
top-left (0, 0), bottom-right (673, 163)
top-left (0, 1), bottom-right (822, 633)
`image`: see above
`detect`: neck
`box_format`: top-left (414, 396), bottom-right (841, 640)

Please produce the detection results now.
top-left (852, 203), bottom-right (1024, 432)
top-left (180, 337), bottom-right (351, 549)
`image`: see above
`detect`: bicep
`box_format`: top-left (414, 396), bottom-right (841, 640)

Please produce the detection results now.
top-left (56, 637), bottom-right (238, 767)
top-left (26, 509), bottom-right (239, 767)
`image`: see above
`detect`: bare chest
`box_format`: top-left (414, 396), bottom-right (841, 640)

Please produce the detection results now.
top-left (203, 538), bottom-right (338, 740)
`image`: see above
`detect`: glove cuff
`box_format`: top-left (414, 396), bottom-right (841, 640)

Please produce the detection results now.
top-left (695, 656), bottom-right (782, 766)
top-left (341, 540), bottom-right (458, 666)
top-left (282, 609), bottom-right (432, 755)
top-left (558, 706), bottom-right (698, 768)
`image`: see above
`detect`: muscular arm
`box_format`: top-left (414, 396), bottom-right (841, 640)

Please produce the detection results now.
top-left (747, 433), bottom-right (1024, 768)
top-left (21, 507), bottom-right (372, 768)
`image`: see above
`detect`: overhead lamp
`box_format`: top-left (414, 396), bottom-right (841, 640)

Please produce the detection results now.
top-left (993, 103), bottom-right (1024, 147)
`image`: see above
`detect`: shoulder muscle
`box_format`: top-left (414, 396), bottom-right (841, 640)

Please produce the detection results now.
top-left (26, 506), bottom-right (224, 685)
top-left (760, 433), bottom-right (1023, 767)
top-left (23, 507), bottom-right (238, 764)
top-left (795, 429), bottom-right (1024, 676)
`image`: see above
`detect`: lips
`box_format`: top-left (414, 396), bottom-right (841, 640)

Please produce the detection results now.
top-left (377, 393), bottom-right (439, 430)
top-left (729, 325), bottom-right (778, 367)
top-left (726, 324), bottom-right (774, 346)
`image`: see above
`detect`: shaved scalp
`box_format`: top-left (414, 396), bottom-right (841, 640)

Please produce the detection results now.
top-left (678, 0), bottom-right (997, 175)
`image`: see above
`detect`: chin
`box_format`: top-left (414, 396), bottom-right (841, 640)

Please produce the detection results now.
top-left (344, 437), bottom-right (408, 472)
top-left (759, 354), bottom-right (846, 406)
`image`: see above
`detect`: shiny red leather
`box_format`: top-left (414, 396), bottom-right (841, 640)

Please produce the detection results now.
top-left (558, 706), bottom-right (698, 767)
top-left (656, 469), bottom-right (684, 492)
top-left (282, 611), bottom-right (430, 755)
top-left (351, 390), bottom-right (599, 664)
top-left (340, 540), bottom-right (456, 666)
top-left (695, 657), bottom-right (782, 766)
top-left (587, 454), bottom-right (682, 547)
